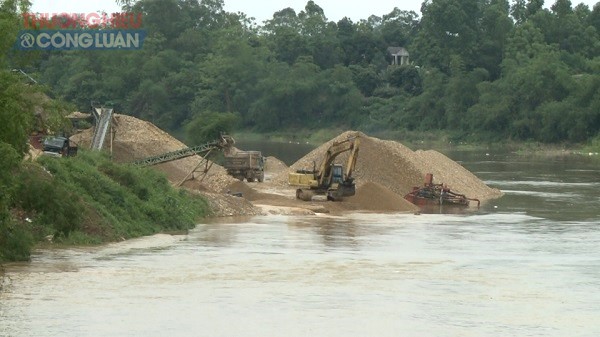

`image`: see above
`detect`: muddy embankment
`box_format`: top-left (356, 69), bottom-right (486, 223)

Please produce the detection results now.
top-left (72, 115), bottom-right (502, 217)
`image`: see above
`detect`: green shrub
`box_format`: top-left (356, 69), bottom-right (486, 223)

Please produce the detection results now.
top-left (0, 217), bottom-right (33, 262)
top-left (2, 150), bottom-right (210, 261)
top-left (41, 151), bottom-right (209, 236)
top-left (13, 163), bottom-right (83, 238)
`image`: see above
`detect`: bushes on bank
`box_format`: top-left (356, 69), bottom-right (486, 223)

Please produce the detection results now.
top-left (1, 150), bottom-right (210, 262)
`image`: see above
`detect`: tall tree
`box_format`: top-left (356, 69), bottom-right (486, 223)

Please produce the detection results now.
top-left (193, 26), bottom-right (268, 119)
top-left (380, 8), bottom-right (419, 47)
top-left (591, 3), bottom-right (600, 31)
top-left (412, 0), bottom-right (483, 72)
top-left (263, 8), bottom-right (308, 64)
top-left (298, 1), bottom-right (341, 68)
top-left (526, 0), bottom-right (545, 17)
top-left (478, 0), bottom-right (513, 78)
top-left (511, 0), bottom-right (528, 24)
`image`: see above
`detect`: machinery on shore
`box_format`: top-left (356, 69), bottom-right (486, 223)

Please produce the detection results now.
top-left (132, 133), bottom-right (263, 186)
top-left (404, 173), bottom-right (480, 208)
top-left (42, 136), bottom-right (78, 157)
top-left (288, 135), bottom-right (360, 201)
top-left (133, 133), bottom-right (235, 167)
top-left (223, 150), bottom-right (265, 182)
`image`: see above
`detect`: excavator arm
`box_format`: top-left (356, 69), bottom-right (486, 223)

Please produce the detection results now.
top-left (316, 136), bottom-right (359, 187)
top-left (344, 137), bottom-right (360, 181)
top-left (290, 134), bottom-right (360, 201)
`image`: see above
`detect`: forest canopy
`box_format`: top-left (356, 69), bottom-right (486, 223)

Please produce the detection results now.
top-left (8, 0), bottom-right (600, 144)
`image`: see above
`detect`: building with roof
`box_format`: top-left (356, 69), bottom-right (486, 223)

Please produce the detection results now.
top-left (387, 47), bottom-right (410, 66)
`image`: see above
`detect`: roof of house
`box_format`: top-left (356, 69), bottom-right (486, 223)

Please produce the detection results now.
top-left (387, 46), bottom-right (409, 56)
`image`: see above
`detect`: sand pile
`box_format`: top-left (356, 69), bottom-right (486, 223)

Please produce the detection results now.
top-left (273, 131), bottom-right (502, 203)
top-left (71, 114), bottom-right (238, 192)
top-left (225, 181), bottom-right (261, 200)
top-left (265, 156), bottom-right (288, 176)
top-left (413, 150), bottom-right (501, 200)
top-left (191, 190), bottom-right (262, 217)
top-left (345, 182), bottom-right (419, 213)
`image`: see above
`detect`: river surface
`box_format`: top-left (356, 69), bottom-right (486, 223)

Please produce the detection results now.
top-left (1, 148), bottom-right (599, 337)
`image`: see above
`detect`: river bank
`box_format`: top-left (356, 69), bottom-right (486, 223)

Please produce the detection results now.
top-left (233, 129), bottom-right (600, 159)
top-left (0, 150), bottom-right (212, 263)
top-left (2, 115), bottom-right (506, 262)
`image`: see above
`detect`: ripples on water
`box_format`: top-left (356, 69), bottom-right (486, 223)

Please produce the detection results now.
top-left (2, 210), bottom-right (599, 337)
top-left (1, 152), bottom-right (599, 337)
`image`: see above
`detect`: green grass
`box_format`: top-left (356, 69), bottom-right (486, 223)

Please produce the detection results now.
top-left (1, 150), bottom-right (210, 262)
top-left (580, 135), bottom-right (600, 155)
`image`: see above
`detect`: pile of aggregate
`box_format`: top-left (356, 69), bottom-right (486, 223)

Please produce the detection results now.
top-left (273, 131), bottom-right (502, 208)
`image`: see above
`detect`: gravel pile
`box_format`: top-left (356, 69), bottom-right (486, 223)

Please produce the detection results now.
top-left (194, 190), bottom-right (262, 217)
top-left (413, 150), bottom-right (502, 200)
top-left (345, 182), bottom-right (419, 213)
top-left (273, 131), bottom-right (502, 204)
top-left (264, 156), bottom-right (288, 176)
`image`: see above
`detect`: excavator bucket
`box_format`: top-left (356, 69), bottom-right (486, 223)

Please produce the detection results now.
top-left (327, 181), bottom-right (355, 201)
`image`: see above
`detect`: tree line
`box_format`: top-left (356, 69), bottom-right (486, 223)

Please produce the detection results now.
top-left (11, 0), bottom-right (600, 144)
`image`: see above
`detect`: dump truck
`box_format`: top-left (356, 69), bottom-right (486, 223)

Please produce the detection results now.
top-left (42, 136), bottom-right (78, 157)
top-left (288, 135), bottom-right (360, 201)
top-left (223, 151), bottom-right (265, 182)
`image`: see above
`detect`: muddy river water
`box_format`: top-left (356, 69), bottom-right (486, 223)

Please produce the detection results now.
top-left (1, 149), bottom-right (599, 337)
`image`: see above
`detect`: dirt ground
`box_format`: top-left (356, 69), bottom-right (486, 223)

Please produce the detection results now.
top-left (71, 116), bottom-right (501, 217)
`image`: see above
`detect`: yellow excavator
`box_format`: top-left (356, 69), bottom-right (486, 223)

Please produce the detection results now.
top-left (288, 135), bottom-right (360, 201)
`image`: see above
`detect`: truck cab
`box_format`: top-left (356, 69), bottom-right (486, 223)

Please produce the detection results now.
top-left (42, 136), bottom-right (78, 157)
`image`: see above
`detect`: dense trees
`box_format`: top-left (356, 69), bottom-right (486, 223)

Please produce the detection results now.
top-left (9, 0), bottom-right (599, 144)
